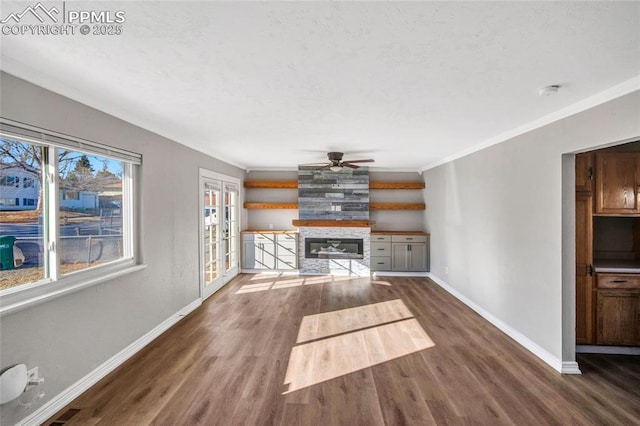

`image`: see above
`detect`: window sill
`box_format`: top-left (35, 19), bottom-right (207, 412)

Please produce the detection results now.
top-left (0, 260), bottom-right (147, 317)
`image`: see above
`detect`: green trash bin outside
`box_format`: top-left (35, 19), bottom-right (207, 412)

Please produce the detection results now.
top-left (0, 236), bottom-right (16, 270)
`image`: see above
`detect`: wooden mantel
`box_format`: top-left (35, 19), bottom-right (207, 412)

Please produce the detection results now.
top-left (292, 220), bottom-right (373, 227)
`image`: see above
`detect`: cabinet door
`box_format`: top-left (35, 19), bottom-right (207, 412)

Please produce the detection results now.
top-left (595, 153), bottom-right (640, 215)
top-left (575, 192), bottom-right (593, 344)
top-left (408, 243), bottom-right (427, 272)
top-left (242, 240), bottom-right (257, 269)
top-left (596, 290), bottom-right (640, 346)
top-left (242, 241), bottom-right (275, 269)
top-left (260, 243), bottom-right (276, 269)
top-left (391, 244), bottom-right (409, 271)
top-left (575, 152), bottom-right (594, 194)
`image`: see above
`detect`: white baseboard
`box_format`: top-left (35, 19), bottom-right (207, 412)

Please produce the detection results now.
top-left (427, 273), bottom-right (568, 374)
top-left (372, 271), bottom-right (429, 277)
top-left (561, 361), bottom-right (582, 374)
top-left (576, 345), bottom-right (640, 355)
top-left (18, 299), bottom-right (202, 426)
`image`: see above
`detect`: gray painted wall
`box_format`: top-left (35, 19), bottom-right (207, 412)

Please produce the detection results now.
top-left (0, 73), bottom-right (245, 425)
top-left (423, 90), bottom-right (640, 364)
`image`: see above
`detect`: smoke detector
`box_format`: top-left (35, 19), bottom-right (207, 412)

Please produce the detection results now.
top-left (539, 85), bottom-right (561, 96)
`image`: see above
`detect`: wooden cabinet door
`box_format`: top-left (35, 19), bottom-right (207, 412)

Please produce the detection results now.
top-left (596, 290), bottom-right (640, 345)
top-left (575, 192), bottom-right (593, 344)
top-left (595, 153), bottom-right (640, 215)
top-left (575, 152), bottom-right (594, 194)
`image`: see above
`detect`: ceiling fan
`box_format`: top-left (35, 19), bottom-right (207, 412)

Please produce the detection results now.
top-left (302, 152), bottom-right (375, 171)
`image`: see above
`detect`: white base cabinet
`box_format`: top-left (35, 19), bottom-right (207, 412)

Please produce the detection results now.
top-left (242, 232), bottom-right (298, 271)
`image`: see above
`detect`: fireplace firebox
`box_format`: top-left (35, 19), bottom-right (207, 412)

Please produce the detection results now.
top-left (305, 238), bottom-right (364, 259)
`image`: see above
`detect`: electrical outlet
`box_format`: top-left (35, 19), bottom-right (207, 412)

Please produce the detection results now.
top-left (27, 367), bottom-right (38, 382)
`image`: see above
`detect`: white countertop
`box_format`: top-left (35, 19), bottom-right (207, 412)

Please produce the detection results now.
top-left (593, 259), bottom-right (640, 273)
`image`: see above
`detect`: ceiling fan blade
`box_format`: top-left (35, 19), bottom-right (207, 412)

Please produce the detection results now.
top-left (343, 159), bottom-right (375, 164)
top-left (299, 162), bottom-right (330, 166)
top-left (343, 163), bottom-right (360, 169)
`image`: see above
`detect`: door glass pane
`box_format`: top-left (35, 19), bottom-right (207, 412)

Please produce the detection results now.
top-left (58, 150), bottom-right (124, 275)
top-left (224, 184), bottom-right (238, 272)
top-left (0, 139), bottom-right (45, 289)
top-left (204, 182), bottom-right (220, 285)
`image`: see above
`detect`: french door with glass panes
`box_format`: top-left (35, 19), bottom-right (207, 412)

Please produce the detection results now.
top-left (200, 170), bottom-right (240, 300)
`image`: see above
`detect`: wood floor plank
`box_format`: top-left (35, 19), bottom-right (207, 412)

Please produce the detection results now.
top-left (47, 274), bottom-right (640, 426)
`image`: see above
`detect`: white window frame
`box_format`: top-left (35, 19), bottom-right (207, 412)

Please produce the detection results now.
top-left (0, 119), bottom-right (145, 316)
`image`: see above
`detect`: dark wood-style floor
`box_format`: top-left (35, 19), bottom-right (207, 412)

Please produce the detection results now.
top-left (47, 274), bottom-right (640, 425)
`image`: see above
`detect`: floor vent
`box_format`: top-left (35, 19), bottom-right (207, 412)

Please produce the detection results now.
top-left (49, 408), bottom-right (81, 424)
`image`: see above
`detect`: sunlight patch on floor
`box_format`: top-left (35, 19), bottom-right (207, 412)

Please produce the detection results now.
top-left (235, 274), bottom-right (375, 294)
top-left (283, 299), bottom-right (434, 394)
top-left (297, 299), bottom-right (413, 343)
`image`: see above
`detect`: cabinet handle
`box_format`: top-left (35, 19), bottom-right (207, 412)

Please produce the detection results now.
top-left (377, 248), bottom-right (385, 250)
top-left (406, 238), bottom-right (413, 240)
top-left (612, 280), bottom-right (627, 283)
top-left (377, 262), bottom-right (385, 265)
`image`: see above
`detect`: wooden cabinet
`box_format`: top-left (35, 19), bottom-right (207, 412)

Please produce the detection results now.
top-left (595, 273), bottom-right (640, 346)
top-left (596, 289), bottom-right (640, 346)
top-left (595, 152), bottom-right (640, 215)
top-left (242, 232), bottom-right (298, 270)
top-left (575, 193), bottom-right (594, 344)
top-left (575, 152), bottom-right (594, 193)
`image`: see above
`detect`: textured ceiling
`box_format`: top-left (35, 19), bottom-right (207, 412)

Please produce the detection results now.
top-left (1, 1), bottom-right (639, 171)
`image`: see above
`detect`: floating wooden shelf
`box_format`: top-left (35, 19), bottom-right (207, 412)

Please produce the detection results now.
top-left (244, 181), bottom-right (425, 189)
top-left (244, 181), bottom-right (298, 189)
top-left (370, 203), bottom-right (426, 210)
top-left (369, 182), bottom-right (425, 189)
top-left (243, 202), bottom-right (298, 209)
top-left (292, 220), bottom-right (373, 227)
top-left (244, 202), bottom-right (425, 210)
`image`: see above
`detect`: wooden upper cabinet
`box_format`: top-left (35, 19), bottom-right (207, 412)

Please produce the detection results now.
top-left (575, 152), bottom-right (593, 193)
top-left (595, 152), bottom-right (640, 215)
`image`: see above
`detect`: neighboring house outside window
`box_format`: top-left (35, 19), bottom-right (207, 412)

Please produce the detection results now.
top-left (0, 165), bottom-right (39, 211)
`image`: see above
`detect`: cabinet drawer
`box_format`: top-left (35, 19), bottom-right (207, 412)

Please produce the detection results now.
top-left (370, 257), bottom-right (391, 271)
top-left (597, 274), bottom-right (640, 289)
top-left (277, 256), bottom-right (297, 270)
top-left (371, 235), bottom-right (391, 243)
top-left (391, 235), bottom-right (427, 243)
top-left (371, 242), bottom-right (391, 255)
top-left (276, 234), bottom-right (297, 242)
top-left (243, 233), bottom-right (277, 243)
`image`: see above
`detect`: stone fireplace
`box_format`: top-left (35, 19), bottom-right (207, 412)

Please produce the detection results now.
top-left (295, 166), bottom-right (371, 275)
top-left (298, 226), bottom-right (370, 275)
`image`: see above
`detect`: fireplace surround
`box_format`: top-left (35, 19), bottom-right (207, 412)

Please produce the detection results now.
top-left (298, 227), bottom-right (370, 275)
top-left (305, 238), bottom-right (364, 259)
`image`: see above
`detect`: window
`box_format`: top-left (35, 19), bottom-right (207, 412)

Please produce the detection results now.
top-left (0, 198), bottom-right (18, 206)
top-left (23, 177), bottom-right (35, 188)
top-left (0, 176), bottom-right (18, 187)
top-left (0, 120), bottom-right (141, 309)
